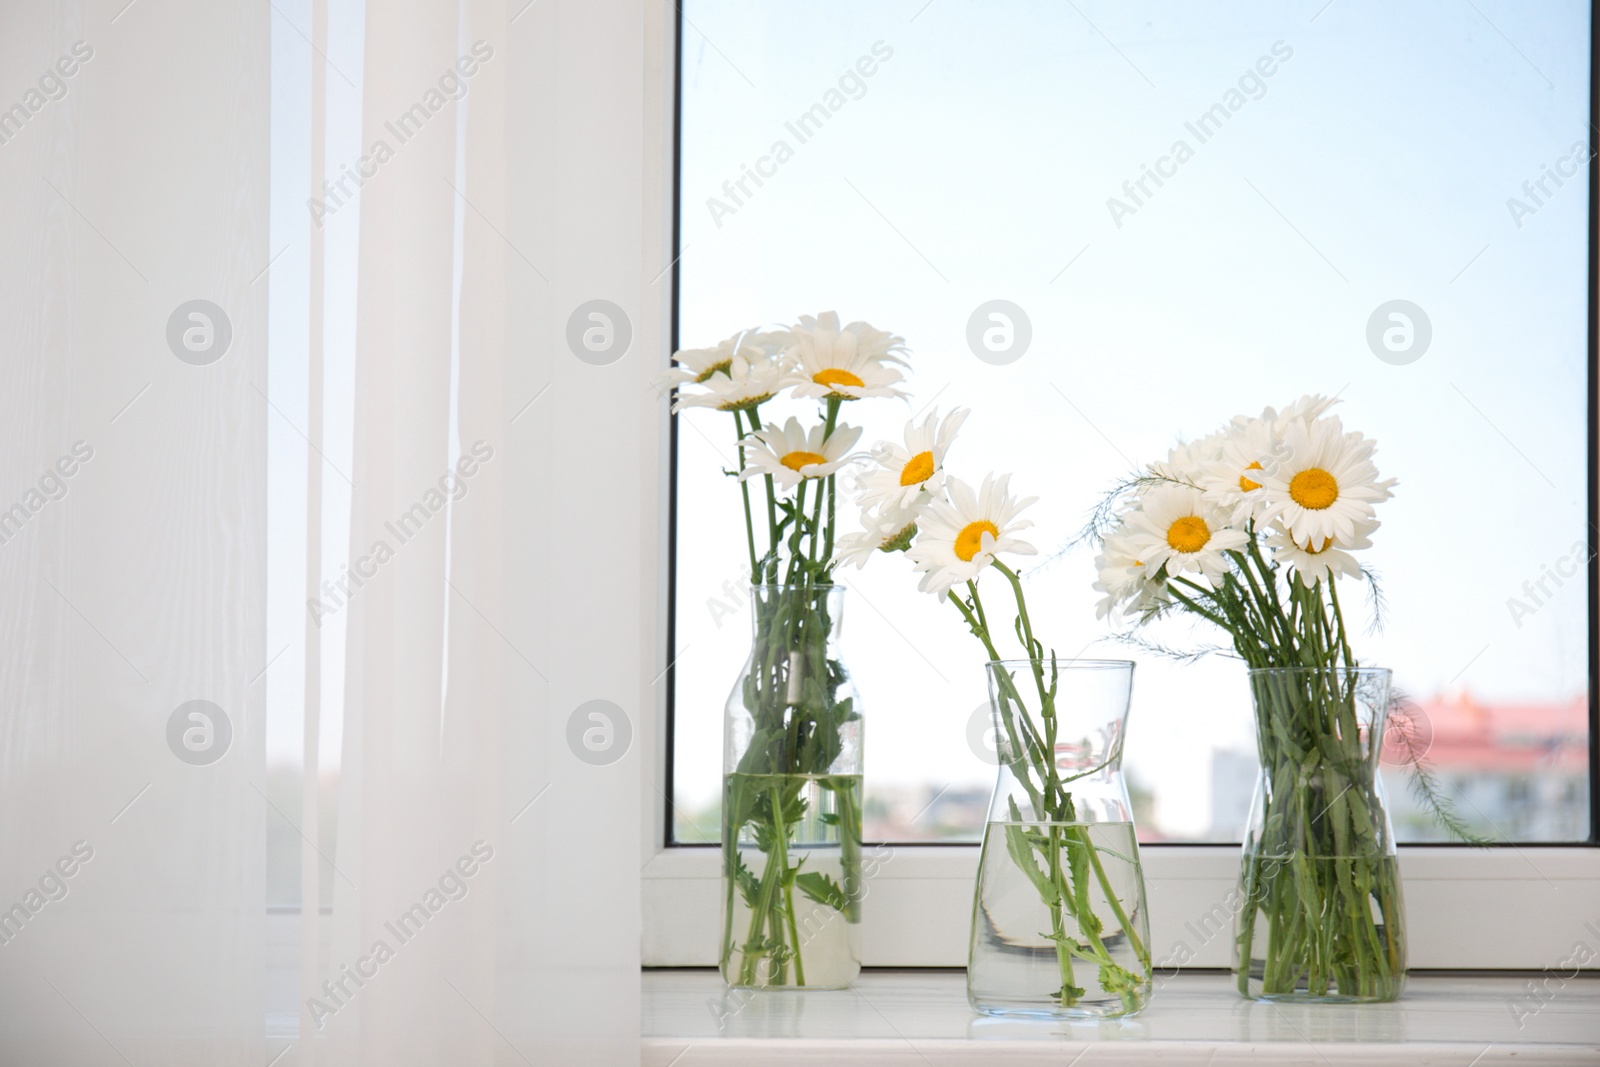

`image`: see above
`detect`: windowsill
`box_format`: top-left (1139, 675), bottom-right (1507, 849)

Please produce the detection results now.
top-left (643, 969), bottom-right (1600, 1064)
top-left (641, 846), bottom-right (1600, 968)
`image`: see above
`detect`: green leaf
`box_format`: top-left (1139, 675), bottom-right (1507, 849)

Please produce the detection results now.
top-left (794, 871), bottom-right (849, 912)
top-left (1003, 799), bottom-right (1056, 902)
top-left (731, 851), bottom-right (761, 908)
top-left (1098, 961), bottom-right (1144, 995)
top-left (1065, 830), bottom-right (1099, 937)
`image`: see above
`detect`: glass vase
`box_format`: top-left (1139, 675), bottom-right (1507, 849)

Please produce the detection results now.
top-left (719, 584), bottom-right (862, 990)
top-left (1234, 667), bottom-right (1407, 1002)
top-left (967, 659), bottom-right (1152, 1018)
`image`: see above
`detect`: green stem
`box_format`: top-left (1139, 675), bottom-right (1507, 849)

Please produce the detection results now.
top-left (1327, 579), bottom-right (1356, 672)
top-left (738, 831), bottom-right (786, 985)
top-left (954, 572), bottom-right (1151, 1009)
top-left (786, 481), bottom-right (809, 586)
top-left (807, 478), bottom-right (826, 567)
top-left (1166, 580), bottom-right (1236, 633)
top-left (824, 473), bottom-right (837, 566)
top-left (742, 407), bottom-right (779, 561)
top-left (808, 398), bottom-right (841, 571)
top-left (949, 587), bottom-right (1048, 798)
top-left (1080, 825), bottom-right (1150, 970)
top-left (771, 783), bottom-right (805, 987)
top-left (734, 413), bottom-right (760, 579)
top-left (1046, 825), bottom-right (1078, 1006)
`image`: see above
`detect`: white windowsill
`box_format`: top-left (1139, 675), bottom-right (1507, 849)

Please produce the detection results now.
top-left (643, 969), bottom-right (1600, 1065)
top-left (641, 845), bottom-right (1600, 968)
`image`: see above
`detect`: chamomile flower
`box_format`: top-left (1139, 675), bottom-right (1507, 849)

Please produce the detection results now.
top-left (1092, 524), bottom-right (1167, 621)
top-left (1264, 518), bottom-right (1375, 588)
top-left (1194, 396), bottom-right (1347, 523)
top-left (856, 408), bottom-right (970, 512)
top-left (670, 350), bottom-right (784, 413)
top-left (1122, 484), bottom-right (1249, 586)
top-left (837, 498), bottom-right (924, 569)
top-left (1149, 431), bottom-right (1223, 488)
top-left (663, 328), bottom-right (792, 413)
top-left (783, 311), bottom-right (908, 402)
top-left (1198, 415), bottom-right (1279, 525)
top-left (1265, 393), bottom-right (1340, 429)
top-left (739, 417), bottom-right (863, 491)
top-left (907, 473), bottom-right (1037, 598)
top-left (662, 337), bottom-right (729, 386)
top-left (661, 328), bottom-right (789, 385)
top-left (1257, 416), bottom-right (1395, 549)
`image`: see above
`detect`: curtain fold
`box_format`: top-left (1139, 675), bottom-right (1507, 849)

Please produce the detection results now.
top-left (311, 0), bottom-right (644, 1063)
top-left (0, 2), bottom-right (269, 1064)
top-left (323, 1), bottom-right (494, 1061)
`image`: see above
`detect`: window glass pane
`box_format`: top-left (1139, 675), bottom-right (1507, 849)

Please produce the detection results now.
top-left (672, 0), bottom-right (1593, 844)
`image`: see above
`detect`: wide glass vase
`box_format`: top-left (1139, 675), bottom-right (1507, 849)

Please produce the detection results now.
top-left (1234, 667), bottom-right (1406, 1002)
top-left (968, 659), bottom-right (1152, 1018)
top-left (719, 584), bottom-right (862, 990)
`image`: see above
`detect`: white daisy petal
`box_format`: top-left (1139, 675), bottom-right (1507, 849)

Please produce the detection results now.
top-left (1257, 415), bottom-right (1394, 550)
top-left (781, 311), bottom-right (909, 402)
top-left (1197, 415), bottom-right (1279, 526)
top-left (837, 497), bottom-right (924, 569)
top-left (1149, 431), bottom-right (1225, 487)
top-left (1265, 518), bottom-right (1376, 588)
top-left (1121, 484), bottom-right (1248, 589)
top-left (665, 328), bottom-right (792, 413)
top-left (905, 472), bottom-right (1036, 599)
top-left (739, 416), bottom-right (862, 491)
top-left (1092, 522), bottom-right (1169, 621)
top-left (856, 407), bottom-right (970, 512)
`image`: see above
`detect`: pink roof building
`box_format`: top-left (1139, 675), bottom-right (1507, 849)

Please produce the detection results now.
top-left (1379, 691), bottom-right (1590, 842)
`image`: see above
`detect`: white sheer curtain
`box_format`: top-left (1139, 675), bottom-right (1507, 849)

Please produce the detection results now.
top-left (0, 1), bottom-right (268, 1062)
top-left (2, 1), bottom-right (652, 1064)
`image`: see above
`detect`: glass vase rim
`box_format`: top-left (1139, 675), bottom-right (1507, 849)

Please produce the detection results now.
top-left (744, 582), bottom-right (844, 593)
top-left (985, 657), bottom-right (1134, 671)
top-left (1246, 665), bottom-right (1392, 679)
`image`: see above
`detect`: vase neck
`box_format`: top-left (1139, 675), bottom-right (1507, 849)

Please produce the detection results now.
top-left (983, 659), bottom-right (1135, 825)
top-left (1248, 668), bottom-right (1392, 768)
top-left (747, 584), bottom-right (845, 644)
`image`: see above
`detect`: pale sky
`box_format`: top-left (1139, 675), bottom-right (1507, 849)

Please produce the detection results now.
top-left (671, 0), bottom-right (1592, 839)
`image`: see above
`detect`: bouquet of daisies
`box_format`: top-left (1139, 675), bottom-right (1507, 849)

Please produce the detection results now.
top-left (1087, 396), bottom-right (1446, 1001)
top-left (844, 413), bottom-right (1153, 1014)
top-left (666, 311), bottom-right (909, 587)
top-left (1088, 395), bottom-right (1390, 646)
top-left (664, 312), bottom-right (907, 989)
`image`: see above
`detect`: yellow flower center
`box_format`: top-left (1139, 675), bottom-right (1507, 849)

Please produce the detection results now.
top-left (695, 359), bottom-right (732, 383)
top-left (1239, 461), bottom-right (1264, 493)
top-left (1289, 468), bottom-right (1338, 510)
top-left (1304, 536), bottom-right (1334, 555)
top-left (900, 450), bottom-right (935, 486)
top-left (1166, 515), bottom-right (1210, 554)
top-left (813, 368), bottom-right (865, 390)
top-left (954, 520), bottom-right (1000, 562)
top-left (716, 391), bottom-right (772, 412)
top-left (780, 450), bottom-right (827, 473)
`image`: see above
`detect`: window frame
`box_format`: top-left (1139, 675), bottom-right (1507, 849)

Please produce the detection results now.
top-left (642, 0), bottom-right (1600, 969)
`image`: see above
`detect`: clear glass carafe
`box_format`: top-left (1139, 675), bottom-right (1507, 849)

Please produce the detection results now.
top-left (1234, 667), bottom-right (1406, 1002)
top-left (719, 584), bottom-right (862, 990)
top-left (968, 659), bottom-right (1151, 1018)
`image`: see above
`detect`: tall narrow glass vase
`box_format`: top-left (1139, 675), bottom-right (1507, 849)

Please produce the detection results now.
top-left (720, 584), bottom-right (862, 990)
top-left (968, 659), bottom-right (1152, 1018)
top-left (1234, 667), bottom-right (1407, 1002)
